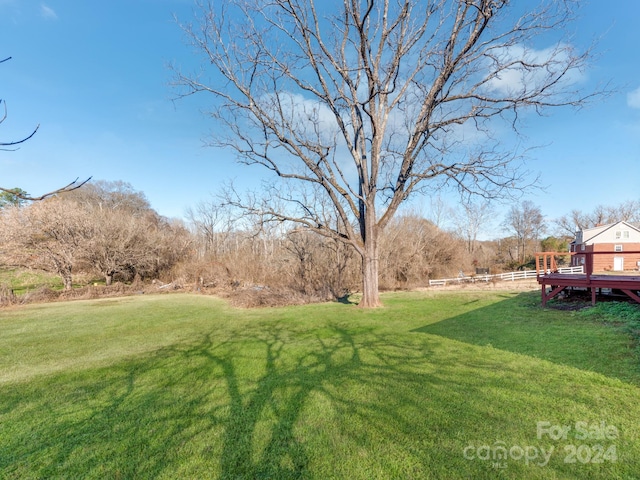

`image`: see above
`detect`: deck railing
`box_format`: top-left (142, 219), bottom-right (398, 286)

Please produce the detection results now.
top-left (535, 250), bottom-right (640, 281)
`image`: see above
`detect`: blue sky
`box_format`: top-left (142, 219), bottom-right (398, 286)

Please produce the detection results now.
top-left (1, 1), bottom-right (639, 237)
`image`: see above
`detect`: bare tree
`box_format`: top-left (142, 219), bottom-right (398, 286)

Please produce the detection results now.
top-left (554, 208), bottom-right (592, 237)
top-left (503, 200), bottom-right (545, 263)
top-left (64, 181), bottom-right (190, 284)
top-left (555, 200), bottom-right (640, 236)
top-left (185, 196), bottom-right (236, 256)
top-left (0, 179), bottom-right (91, 202)
top-left (83, 208), bottom-right (153, 285)
top-left (1, 199), bottom-right (92, 290)
top-left (453, 200), bottom-right (494, 254)
top-left (425, 196), bottom-right (454, 230)
top-left (64, 180), bottom-right (151, 215)
top-left (175, 0), bottom-right (597, 306)
top-left (0, 181), bottom-right (191, 290)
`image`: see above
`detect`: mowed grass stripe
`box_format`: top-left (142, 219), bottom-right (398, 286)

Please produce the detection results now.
top-left (1, 291), bottom-right (639, 479)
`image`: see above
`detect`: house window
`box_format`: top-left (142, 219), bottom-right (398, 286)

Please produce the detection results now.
top-left (580, 244), bottom-right (585, 251)
top-left (615, 245), bottom-right (623, 252)
top-left (615, 230), bottom-right (630, 239)
top-left (624, 231), bottom-right (630, 239)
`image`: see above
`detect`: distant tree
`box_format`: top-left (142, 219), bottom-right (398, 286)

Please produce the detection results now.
top-left (175, 0), bottom-right (597, 307)
top-left (554, 209), bottom-right (592, 237)
top-left (65, 180), bottom-right (188, 284)
top-left (540, 236), bottom-right (570, 253)
top-left (0, 181), bottom-right (190, 289)
top-left (0, 188), bottom-right (28, 209)
top-left (64, 180), bottom-right (151, 215)
top-left (1, 199), bottom-right (91, 290)
top-left (148, 217), bottom-right (193, 281)
top-left (503, 201), bottom-right (545, 263)
top-left (379, 214), bottom-right (463, 286)
top-left (186, 197), bottom-right (232, 256)
top-left (83, 208), bottom-right (153, 285)
top-left (555, 200), bottom-right (640, 236)
top-left (426, 197), bottom-right (454, 230)
top-left (453, 201), bottom-right (494, 254)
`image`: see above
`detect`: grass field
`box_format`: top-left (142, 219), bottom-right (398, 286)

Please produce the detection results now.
top-left (1, 290), bottom-right (639, 479)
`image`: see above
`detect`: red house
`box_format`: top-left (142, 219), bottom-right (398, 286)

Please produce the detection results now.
top-left (570, 221), bottom-right (640, 273)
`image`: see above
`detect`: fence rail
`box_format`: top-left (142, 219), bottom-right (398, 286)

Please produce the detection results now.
top-left (428, 266), bottom-right (584, 287)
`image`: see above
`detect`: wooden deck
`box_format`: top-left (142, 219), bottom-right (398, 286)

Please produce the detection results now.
top-left (536, 251), bottom-right (640, 306)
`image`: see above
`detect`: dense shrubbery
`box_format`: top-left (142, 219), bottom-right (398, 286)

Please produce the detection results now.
top-left (0, 181), bottom-right (191, 292)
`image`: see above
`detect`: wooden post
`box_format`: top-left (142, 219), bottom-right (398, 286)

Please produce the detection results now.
top-left (586, 252), bottom-right (592, 281)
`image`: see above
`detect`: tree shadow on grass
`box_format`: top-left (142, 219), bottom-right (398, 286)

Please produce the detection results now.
top-left (2, 308), bottom-right (640, 479)
top-left (336, 294), bottom-right (356, 305)
top-left (3, 324), bottom-right (430, 478)
top-left (413, 291), bottom-right (640, 385)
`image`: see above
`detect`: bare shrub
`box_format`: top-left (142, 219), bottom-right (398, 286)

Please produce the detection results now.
top-left (224, 286), bottom-right (333, 308)
top-left (20, 287), bottom-right (60, 304)
top-left (0, 284), bottom-right (17, 306)
top-left (174, 255), bottom-right (235, 290)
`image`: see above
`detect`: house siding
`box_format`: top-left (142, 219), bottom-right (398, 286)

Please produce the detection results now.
top-left (572, 243), bottom-right (640, 272)
top-left (570, 221), bottom-right (640, 272)
top-left (591, 243), bottom-right (640, 272)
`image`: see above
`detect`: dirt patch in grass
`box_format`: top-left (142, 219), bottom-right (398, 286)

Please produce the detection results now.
top-left (421, 278), bottom-right (539, 292)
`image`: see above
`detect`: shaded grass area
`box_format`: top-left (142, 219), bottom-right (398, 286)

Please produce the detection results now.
top-left (416, 291), bottom-right (640, 384)
top-left (576, 301), bottom-right (640, 355)
top-left (1, 292), bottom-right (639, 479)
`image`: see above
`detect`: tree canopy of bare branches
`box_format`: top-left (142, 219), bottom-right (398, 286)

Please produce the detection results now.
top-left (1, 198), bottom-right (92, 290)
top-left (555, 200), bottom-right (640, 237)
top-left (175, 0), bottom-right (597, 306)
top-left (503, 200), bottom-right (545, 263)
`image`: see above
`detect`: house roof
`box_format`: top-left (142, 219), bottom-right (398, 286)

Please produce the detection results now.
top-left (577, 221), bottom-right (640, 245)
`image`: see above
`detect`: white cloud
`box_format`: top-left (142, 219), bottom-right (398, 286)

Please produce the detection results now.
top-left (627, 87), bottom-right (640, 109)
top-left (485, 44), bottom-right (584, 96)
top-left (40, 3), bottom-right (57, 20)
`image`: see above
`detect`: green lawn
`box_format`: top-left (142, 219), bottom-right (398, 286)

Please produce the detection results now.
top-left (0, 268), bottom-right (64, 294)
top-left (1, 290), bottom-right (639, 479)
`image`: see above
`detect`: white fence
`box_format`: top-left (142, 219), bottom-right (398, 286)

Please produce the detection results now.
top-left (428, 266), bottom-right (584, 287)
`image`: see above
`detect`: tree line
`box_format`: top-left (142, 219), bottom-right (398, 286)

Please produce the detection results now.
top-left (0, 181), bottom-right (191, 291)
top-left (2, 178), bottom-right (636, 305)
top-left (0, 180), bottom-right (471, 302)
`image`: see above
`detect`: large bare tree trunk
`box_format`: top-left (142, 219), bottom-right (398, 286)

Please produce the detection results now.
top-left (360, 243), bottom-right (381, 308)
top-left (360, 206), bottom-right (381, 307)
